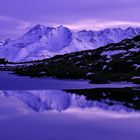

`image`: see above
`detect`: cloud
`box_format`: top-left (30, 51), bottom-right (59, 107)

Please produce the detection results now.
top-left (0, 0), bottom-right (140, 39)
top-left (63, 20), bottom-right (140, 30)
top-left (0, 15), bottom-right (33, 39)
top-left (1, 16), bottom-right (140, 40)
top-left (0, 15), bottom-right (14, 21)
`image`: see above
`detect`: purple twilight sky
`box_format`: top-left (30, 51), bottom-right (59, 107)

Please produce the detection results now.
top-left (0, 0), bottom-right (140, 39)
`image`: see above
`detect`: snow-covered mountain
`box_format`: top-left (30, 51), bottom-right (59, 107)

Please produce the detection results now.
top-left (13, 35), bottom-right (140, 83)
top-left (0, 25), bottom-right (140, 62)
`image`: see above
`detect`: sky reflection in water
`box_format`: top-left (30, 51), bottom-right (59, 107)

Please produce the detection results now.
top-left (0, 90), bottom-right (140, 140)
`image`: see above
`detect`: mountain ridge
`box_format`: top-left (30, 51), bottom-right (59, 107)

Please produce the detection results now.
top-left (0, 25), bottom-right (140, 62)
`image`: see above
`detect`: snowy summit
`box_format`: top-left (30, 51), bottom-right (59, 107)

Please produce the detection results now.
top-left (0, 25), bottom-right (140, 62)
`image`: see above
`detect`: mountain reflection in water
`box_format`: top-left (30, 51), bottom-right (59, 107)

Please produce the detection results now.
top-left (1, 88), bottom-right (140, 140)
top-left (0, 88), bottom-right (140, 113)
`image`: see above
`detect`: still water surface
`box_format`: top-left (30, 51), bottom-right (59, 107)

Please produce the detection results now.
top-left (0, 71), bottom-right (138, 90)
top-left (0, 71), bottom-right (140, 140)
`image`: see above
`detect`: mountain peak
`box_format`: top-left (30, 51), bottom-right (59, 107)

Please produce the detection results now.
top-left (20, 24), bottom-right (48, 43)
top-left (27, 24), bottom-right (46, 34)
top-left (57, 25), bottom-right (66, 28)
top-left (33, 24), bottom-right (46, 30)
top-left (1, 26), bottom-right (140, 62)
top-left (56, 25), bottom-right (71, 32)
top-left (126, 26), bottom-right (134, 29)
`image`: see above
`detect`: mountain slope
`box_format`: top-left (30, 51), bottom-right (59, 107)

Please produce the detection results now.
top-left (0, 25), bottom-right (140, 62)
top-left (14, 35), bottom-right (140, 83)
